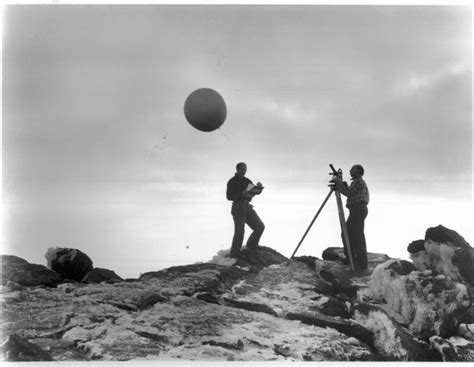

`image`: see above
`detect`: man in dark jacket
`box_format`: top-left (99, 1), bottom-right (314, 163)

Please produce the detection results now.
top-left (333, 164), bottom-right (370, 270)
top-left (226, 162), bottom-right (265, 258)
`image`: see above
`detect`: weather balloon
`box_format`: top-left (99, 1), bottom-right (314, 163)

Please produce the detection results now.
top-left (184, 88), bottom-right (227, 132)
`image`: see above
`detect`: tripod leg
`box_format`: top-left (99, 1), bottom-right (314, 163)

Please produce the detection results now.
top-left (287, 189), bottom-right (334, 265)
top-left (335, 190), bottom-right (355, 271)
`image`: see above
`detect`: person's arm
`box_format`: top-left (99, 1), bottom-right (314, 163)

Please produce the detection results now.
top-left (338, 180), bottom-right (361, 197)
top-left (332, 176), bottom-right (347, 195)
top-left (226, 179), bottom-right (238, 201)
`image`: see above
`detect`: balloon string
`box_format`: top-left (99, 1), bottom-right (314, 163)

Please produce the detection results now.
top-left (218, 128), bottom-right (231, 142)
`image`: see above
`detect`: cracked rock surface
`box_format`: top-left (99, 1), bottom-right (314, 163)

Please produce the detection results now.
top-left (2, 227), bottom-right (474, 362)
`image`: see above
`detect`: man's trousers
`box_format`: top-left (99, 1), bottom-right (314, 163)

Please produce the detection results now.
top-left (343, 202), bottom-right (368, 270)
top-left (230, 200), bottom-right (265, 258)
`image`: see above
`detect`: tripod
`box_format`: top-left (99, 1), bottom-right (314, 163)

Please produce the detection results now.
top-left (287, 164), bottom-right (355, 271)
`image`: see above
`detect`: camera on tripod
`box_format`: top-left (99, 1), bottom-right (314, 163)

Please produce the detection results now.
top-left (287, 163), bottom-right (355, 271)
top-left (328, 164), bottom-right (343, 189)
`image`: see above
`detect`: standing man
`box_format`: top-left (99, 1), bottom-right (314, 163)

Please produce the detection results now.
top-left (333, 164), bottom-right (370, 270)
top-left (226, 162), bottom-right (265, 258)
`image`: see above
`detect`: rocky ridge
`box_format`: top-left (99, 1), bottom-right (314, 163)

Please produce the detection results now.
top-left (1, 225), bottom-right (473, 361)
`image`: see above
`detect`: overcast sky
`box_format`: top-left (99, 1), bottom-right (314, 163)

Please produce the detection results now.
top-left (2, 5), bottom-right (472, 278)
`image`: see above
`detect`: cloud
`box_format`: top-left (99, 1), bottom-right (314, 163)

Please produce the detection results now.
top-left (253, 98), bottom-right (318, 126)
top-left (393, 62), bottom-right (470, 97)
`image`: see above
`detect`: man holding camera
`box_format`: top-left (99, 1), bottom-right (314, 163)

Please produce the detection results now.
top-left (332, 164), bottom-right (370, 271)
top-left (226, 162), bottom-right (265, 258)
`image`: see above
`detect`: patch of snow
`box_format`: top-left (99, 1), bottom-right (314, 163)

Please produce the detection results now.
top-left (273, 307), bottom-right (285, 317)
top-left (354, 309), bottom-right (408, 360)
top-left (101, 328), bottom-right (149, 346)
top-left (424, 240), bottom-right (460, 279)
top-left (45, 247), bottom-right (62, 269)
top-left (366, 260), bottom-right (416, 323)
top-left (208, 249), bottom-right (236, 266)
top-left (412, 239), bottom-right (464, 282)
top-left (430, 335), bottom-right (455, 356)
top-left (458, 323), bottom-right (474, 341)
top-left (62, 325), bottom-right (107, 343)
top-left (231, 279), bottom-right (248, 293)
top-left (454, 283), bottom-right (470, 305)
top-left (449, 336), bottom-right (472, 347)
top-left (223, 314), bottom-right (370, 361)
top-left (311, 295), bottom-right (330, 307)
top-left (124, 295), bottom-right (369, 361)
top-left (238, 280), bottom-right (320, 313)
top-left (345, 302), bottom-right (351, 313)
top-left (234, 265), bottom-right (250, 271)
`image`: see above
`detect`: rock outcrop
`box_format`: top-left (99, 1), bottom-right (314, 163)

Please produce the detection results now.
top-left (1, 255), bottom-right (61, 287)
top-left (408, 225), bottom-right (474, 286)
top-left (81, 268), bottom-right (123, 284)
top-left (1, 252), bottom-right (377, 361)
top-left (1, 225), bottom-right (473, 362)
top-left (362, 259), bottom-right (471, 339)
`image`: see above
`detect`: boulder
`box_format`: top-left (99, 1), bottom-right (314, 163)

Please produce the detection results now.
top-left (408, 225), bottom-right (474, 286)
top-left (322, 247), bottom-right (345, 261)
top-left (45, 248), bottom-right (93, 281)
top-left (407, 239), bottom-right (426, 254)
top-left (81, 268), bottom-right (123, 284)
top-left (235, 246), bottom-right (288, 269)
top-left (383, 259), bottom-right (417, 276)
top-left (364, 259), bottom-right (471, 339)
top-left (0, 334), bottom-right (53, 361)
top-left (1, 255), bottom-right (61, 287)
top-left (426, 225), bottom-right (471, 248)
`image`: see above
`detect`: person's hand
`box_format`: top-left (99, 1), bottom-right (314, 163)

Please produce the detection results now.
top-left (331, 176), bottom-right (344, 189)
top-left (242, 191), bottom-right (253, 199)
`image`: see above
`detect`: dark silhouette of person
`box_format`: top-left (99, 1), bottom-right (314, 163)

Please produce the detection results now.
top-left (333, 164), bottom-right (370, 270)
top-left (226, 162), bottom-right (265, 258)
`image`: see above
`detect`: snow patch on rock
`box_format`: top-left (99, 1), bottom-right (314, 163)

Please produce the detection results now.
top-left (361, 259), bottom-right (471, 339)
top-left (354, 309), bottom-right (408, 360)
top-left (411, 239), bottom-right (462, 281)
top-left (208, 249), bottom-right (236, 266)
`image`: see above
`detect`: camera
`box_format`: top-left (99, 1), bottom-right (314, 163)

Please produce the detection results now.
top-left (328, 164), bottom-right (343, 189)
